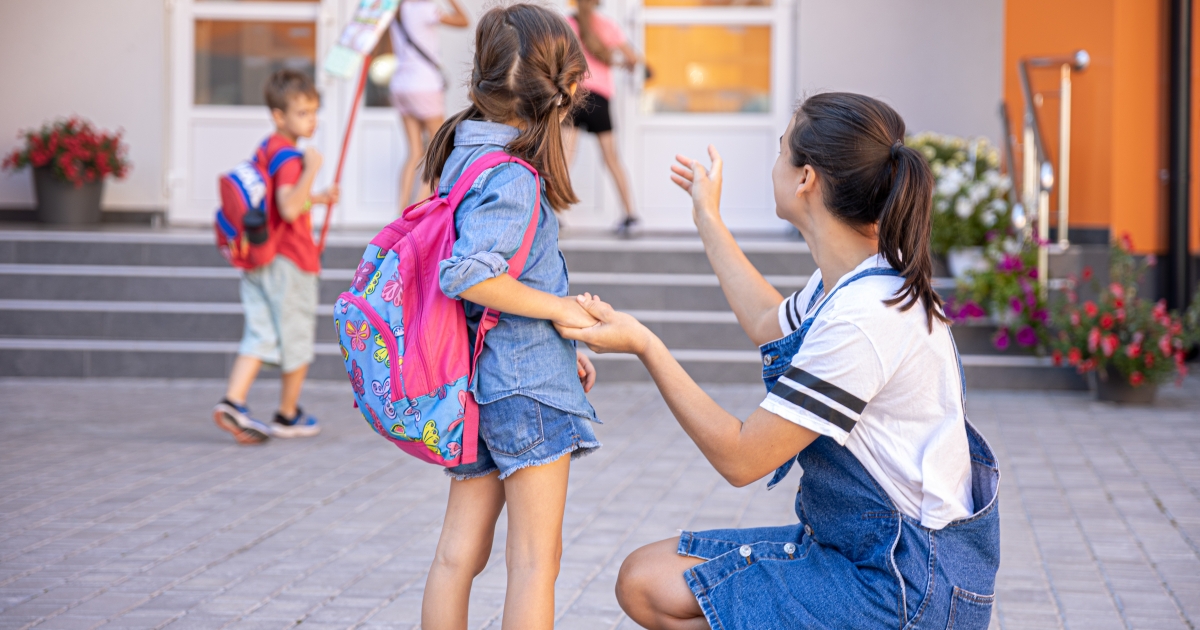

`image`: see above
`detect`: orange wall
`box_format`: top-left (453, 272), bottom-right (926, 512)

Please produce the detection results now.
top-left (1004, 0), bottom-right (1167, 253)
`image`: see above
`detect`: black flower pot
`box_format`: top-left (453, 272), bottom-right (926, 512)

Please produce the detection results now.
top-left (33, 166), bottom-right (103, 225)
top-left (1088, 365), bottom-right (1159, 404)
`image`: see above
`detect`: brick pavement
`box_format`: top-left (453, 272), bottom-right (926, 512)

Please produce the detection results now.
top-left (0, 377), bottom-right (1197, 630)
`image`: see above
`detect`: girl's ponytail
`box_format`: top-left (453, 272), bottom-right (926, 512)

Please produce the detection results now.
top-left (879, 142), bottom-right (945, 329)
top-left (788, 93), bottom-right (947, 331)
top-left (422, 4), bottom-right (587, 210)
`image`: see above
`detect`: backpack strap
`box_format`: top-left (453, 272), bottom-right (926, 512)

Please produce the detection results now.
top-left (444, 151), bottom-right (542, 381)
top-left (267, 147), bottom-right (303, 177)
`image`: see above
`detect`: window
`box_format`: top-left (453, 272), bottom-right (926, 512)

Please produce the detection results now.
top-left (194, 20), bottom-right (316, 106)
top-left (642, 24), bottom-right (771, 114)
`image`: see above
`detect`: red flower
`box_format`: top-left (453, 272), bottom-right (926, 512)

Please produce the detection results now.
top-left (1153, 300), bottom-right (1168, 319)
top-left (1115, 308), bottom-right (1125, 323)
top-left (1159, 334), bottom-right (1174, 356)
top-left (1113, 298), bottom-right (1124, 309)
top-left (1125, 343), bottom-right (1142, 359)
top-left (1145, 352), bottom-right (1155, 368)
top-left (1067, 348), bottom-right (1082, 366)
top-left (1119, 233), bottom-right (1134, 251)
top-left (1084, 301), bottom-right (1098, 318)
top-left (1082, 266), bottom-right (1093, 281)
top-left (1100, 313), bottom-right (1114, 330)
top-left (1130, 371), bottom-right (1144, 387)
top-left (1100, 334), bottom-right (1118, 358)
top-left (1109, 283), bottom-right (1125, 300)
top-left (1052, 350), bottom-right (1063, 366)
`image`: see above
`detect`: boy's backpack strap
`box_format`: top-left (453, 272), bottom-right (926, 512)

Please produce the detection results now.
top-left (447, 151), bottom-right (542, 380)
top-left (267, 147), bottom-right (303, 177)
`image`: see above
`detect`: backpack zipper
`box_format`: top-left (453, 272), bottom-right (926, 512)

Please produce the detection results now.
top-left (340, 291), bottom-right (403, 403)
top-left (405, 232), bottom-right (435, 391)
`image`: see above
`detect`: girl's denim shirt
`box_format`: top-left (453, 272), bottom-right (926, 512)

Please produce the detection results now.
top-left (437, 120), bottom-right (597, 420)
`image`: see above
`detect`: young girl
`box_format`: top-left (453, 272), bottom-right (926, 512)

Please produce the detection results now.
top-left (558, 92), bottom-right (1000, 629)
top-left (419, 5), bottom-right (599, 629)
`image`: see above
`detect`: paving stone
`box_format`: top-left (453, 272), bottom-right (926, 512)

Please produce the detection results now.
top-left (1, 377), bottom-right (1198, 629)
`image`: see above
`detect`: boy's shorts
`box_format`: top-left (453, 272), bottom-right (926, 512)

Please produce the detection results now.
top-left (239, 256), bottom-right (318, 373)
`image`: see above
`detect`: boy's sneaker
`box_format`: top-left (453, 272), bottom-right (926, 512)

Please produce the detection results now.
top-left (213, 399), bottom-right (271, 444)
top-left (272, 407), bottom-right (321, 438)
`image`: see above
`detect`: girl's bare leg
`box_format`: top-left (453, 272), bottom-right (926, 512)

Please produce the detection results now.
top-left (562, 123), bottom-right (579, 167)
top-left (422, 471), bottom-right (506, 630)
top-left (596, 130), bottom-right (637, 220)
top-left (399, 113), bottom-right (425, 210)
top-left (499, 455), bottom-right (571, 630)
top-left (616, 538), bottom-right (708, 630)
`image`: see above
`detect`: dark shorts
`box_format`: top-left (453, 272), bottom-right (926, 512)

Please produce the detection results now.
top-left (569, 92), bottom-right (613, 134)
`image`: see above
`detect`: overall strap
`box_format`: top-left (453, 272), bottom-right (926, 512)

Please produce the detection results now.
top-left (445, 151), bottom-right (543, 382)
top-left (796, 267), bottom-right (901, 341)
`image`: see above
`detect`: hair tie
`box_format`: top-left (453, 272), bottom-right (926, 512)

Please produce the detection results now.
top-left (890, 140), bottom-right (903, 161)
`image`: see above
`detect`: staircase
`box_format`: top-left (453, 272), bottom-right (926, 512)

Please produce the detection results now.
top-left (0, 228), bottom-right (1086, 389)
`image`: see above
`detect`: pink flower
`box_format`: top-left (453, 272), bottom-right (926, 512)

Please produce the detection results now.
top-left (1010, 298), bottom-right (1023, 314)
top-left (1100, 314), bottom-right (1114, 330)
top-left (1130, 371), bottom-right (1144, 387)
top-left (1084, 301), bottom-right (1098, 318)
top-left (1016, 326), bottom-right (1038, 347)
top-left (1067, 348), bottom-right (1082, 366)
top-left (1109, 283), bottom-right (1125, 300)
top-left (1125, 342), bottom-right (1142, 359)
top-left (993, 328), bottom-right (1011, 351)
top-left (1069, 311), bottom-right (1081, 327)
top-left (1100, 334), bottom-right (1118, 358)
top-left (1146, 254), bottom-right (1157, 266)
top-left (1088, 328), bottom-right (1101, 352)
top-left (1160, 334), bottom-right (1174, 356)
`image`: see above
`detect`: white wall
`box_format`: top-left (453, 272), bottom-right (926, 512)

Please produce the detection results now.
top-left (0, 0), bottom-right (167, 211)
top-left (797, 0), bottom-right (1005, 142)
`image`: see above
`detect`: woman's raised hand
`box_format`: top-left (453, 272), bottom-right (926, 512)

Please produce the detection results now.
top-left (670, 145), bottom-right (723, 227)
top-left (555, 294), bottom-right (656, 356)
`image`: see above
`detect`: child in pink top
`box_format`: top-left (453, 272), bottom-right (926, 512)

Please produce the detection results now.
top-left (565, 0), bottom-right (644, 235)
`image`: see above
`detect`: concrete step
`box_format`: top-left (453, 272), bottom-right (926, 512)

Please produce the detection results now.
top-left (0, 228), bottom-right (1089, 389)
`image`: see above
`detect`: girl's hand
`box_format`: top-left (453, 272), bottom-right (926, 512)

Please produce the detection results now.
top-left (553, 296), bottom-right (600, 330)
top-left (669, 145), bottom-right (723, 228)
top-left (576, 351), bottom-right (597, 393)
top-left (555, 293), bottom-right (656, 357)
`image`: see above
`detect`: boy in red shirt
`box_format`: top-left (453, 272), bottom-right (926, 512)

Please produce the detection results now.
top-left (213, 70), bottom-right (338, 444)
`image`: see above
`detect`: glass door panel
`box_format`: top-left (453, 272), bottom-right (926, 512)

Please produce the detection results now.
top-left (194, 20), bottom-right (317, 105)
top-left (642, 24), bottom-right (770, 113)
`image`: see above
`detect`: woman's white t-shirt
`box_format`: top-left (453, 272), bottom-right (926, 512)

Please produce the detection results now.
top-left (760, 254), bottom-right (974, 530)
top-left (389, 1), bottom-right (443, 94)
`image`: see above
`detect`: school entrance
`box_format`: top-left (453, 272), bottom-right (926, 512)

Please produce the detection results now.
top-left (167, 0), bottom-right (793, 232)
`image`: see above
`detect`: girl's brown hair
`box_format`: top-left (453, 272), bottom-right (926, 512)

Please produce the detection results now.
top-left (574, 0), bottom-right (612, 65)
top-left (423, 3), bottom-right (588, 210)
top-left (788, 92), bottom-right (947, 330)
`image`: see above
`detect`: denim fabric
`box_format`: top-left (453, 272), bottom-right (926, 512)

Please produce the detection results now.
top-left (677, 267), bottom-right (1000, 630)
top-left (436, 120), bottom-right (596, 420)
top-left (445, 395), bottom-right (601, 480)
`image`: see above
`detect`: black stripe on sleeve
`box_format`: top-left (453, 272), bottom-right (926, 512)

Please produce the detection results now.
top-left (769, 379), bottom-right (858, 434)
top-left (784, 293), bottom-right (798, 331)
top-left (782, 367), bottom-right (868, 414)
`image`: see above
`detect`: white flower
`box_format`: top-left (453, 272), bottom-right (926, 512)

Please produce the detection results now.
top-left (983, 207), bottom-right (997, 226)
top-left (1003, 238), bottom-right (1022, 254)
top-left (935, 198), bottom-right (950, 213)
top-left (968, 183), bottom-right (988, 204)
top-left (955, 197), bottom-right (973, 219)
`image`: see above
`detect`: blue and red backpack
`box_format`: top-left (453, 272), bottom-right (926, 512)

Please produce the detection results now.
top-left (214, 139), bottom-right (303, 270)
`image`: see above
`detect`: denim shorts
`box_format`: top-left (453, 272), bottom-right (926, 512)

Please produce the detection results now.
top-left (239, 256), bottom-right (318, 373)
top-left (446, 395), bottom-right (600, 481)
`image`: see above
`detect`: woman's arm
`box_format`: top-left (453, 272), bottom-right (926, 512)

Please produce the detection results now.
top-left (439, 0), bottom-right (469, 27)
top-left (670, 146), bottom-right (785, 346)
top-left (615, 42), bottom-right (642, 70)
top-left (560, 295), bottom-right (817, 486)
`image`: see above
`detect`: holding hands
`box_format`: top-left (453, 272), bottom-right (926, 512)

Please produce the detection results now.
top-left (556, 294), bottom-right (655, 357)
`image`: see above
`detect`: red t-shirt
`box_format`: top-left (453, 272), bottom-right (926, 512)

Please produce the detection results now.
top-left (262, 133), bottom-right (320, 273)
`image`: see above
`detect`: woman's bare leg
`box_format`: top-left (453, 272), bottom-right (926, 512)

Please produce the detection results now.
top-left (499, 455), bottom-right (571, 630)
top-left (415, 115), bottom-right (444, 200)
top-left (596, 130), bottom-right (637, 220)
top-left (399, 113), bottom-right (426, 210)
top-left (422, 472), bottom-right (505, 630)
top-left (616, 538), bottom-right (708, 630)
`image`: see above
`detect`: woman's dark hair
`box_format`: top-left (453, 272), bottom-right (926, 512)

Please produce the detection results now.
top-left (574, 0), bottom-right (613, 65)
top-left (423, 3), bottom-right (588, 210)
top-left (788, 92), bottom-right (947, 330)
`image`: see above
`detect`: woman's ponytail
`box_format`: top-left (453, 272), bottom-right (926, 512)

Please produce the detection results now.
top-left (879, 142), bottom-right (946, 330)
top-left (788, 92), bottom-right (947, 331)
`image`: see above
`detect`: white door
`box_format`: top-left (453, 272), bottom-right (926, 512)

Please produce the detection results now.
top-left (167, 0), bottom-right (354, 227)
top-left (566, 0), bottom-right (794, 233)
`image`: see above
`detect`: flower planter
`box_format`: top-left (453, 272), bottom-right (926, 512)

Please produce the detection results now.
top-left (1088, 365), bottom-right (1159, 404)
top-left (947, 246), bottom-right (988, 279)
top-left (33, 166), bottom-right (103, 225)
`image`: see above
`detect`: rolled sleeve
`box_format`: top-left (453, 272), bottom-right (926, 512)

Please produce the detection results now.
top-left (438, 162), bottom-right (538, 300)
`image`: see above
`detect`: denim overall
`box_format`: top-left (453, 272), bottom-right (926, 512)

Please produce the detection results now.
top-left (678, 268), bottom-right (1001, 629)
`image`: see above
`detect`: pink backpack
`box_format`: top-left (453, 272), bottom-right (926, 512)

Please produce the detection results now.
top-left (335, 152), bottom-right (540, 466)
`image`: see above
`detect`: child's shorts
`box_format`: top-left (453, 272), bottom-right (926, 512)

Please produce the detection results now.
top-left (446, 395), bottom-right (600, 481)
top-left (239, 256), bottom-right (318, 373)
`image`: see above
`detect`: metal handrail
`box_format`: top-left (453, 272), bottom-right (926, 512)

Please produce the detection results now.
top-left (1017, 49), bottom-right (1089, 296)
